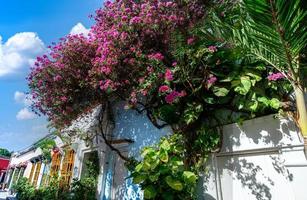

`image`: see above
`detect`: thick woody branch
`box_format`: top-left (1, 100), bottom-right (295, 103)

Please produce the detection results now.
top-left (97, 102), bottom-right (131, 162)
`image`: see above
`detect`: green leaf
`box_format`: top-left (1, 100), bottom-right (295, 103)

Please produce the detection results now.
top-left (160, 150), bottom-right (169, 163)
top-left (203, 96), bottom-right (215, 104)
top-left (149, 173), bottom-right (160, 182)
top-left (269, 98), bottom-right (280, 109)
top-left (141, 147), bottom-right (154, 157)
top-left (144, 185), bottom-right (157, 199)
top-left (257, 96), bottom-right (270, 107)
top-left (212, 86), bottom-right (230, 97)
top-left (240, 76), bottom-right (252, 93)
top-left (133, 174), bottom-right (146, 184)
top-left (234, 76), bottom-right (252, 95)
top-left (165, 176), bottom-right (183, 191)
top-left (150, 159), bottom-right (160, 170)
top-left (162, 192), bottom-right (174, 200)
top-left (248, 101), bottom-right (258, 112)
top-left (183, 171), bottom-right (198, 184)
top-left (143, 160), bottom-right (152, 171)
top-left (135, 163), bottom-right (143, 172)
top-left (160, 140), bottom-right (170, 151)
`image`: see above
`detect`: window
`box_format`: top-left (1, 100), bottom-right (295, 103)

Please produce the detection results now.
top-left (60, 149), bottom-right (75, 188)
top-left (19, 167), bottom-right (26, 180)
top-left (32, 161), bottom-right (42, 186)
top-left (11, 168), bottom-right (20, 186)
top-left (40, 164), bottom-right (50, 187)
top-left (28, 163), bottom-right (36, 183)
top-left (50, 152), bottom-right (62, 178)
top-left (80, 151), bottom-right (99, 179)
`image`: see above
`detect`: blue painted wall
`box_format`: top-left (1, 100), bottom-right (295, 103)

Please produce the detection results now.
top-left (112, 102), bottom-right (172, 159)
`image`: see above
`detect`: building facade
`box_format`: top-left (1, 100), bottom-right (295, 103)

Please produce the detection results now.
top-left (4, 101), bottom-right (307, 200)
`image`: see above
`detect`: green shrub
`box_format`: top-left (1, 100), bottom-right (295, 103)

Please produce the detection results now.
top-left (127, 134), bottom-right (199, 200)
top-left (13, 178), bottom-right (35, 200)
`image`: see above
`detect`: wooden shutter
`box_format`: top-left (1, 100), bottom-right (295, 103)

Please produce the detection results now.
top-left (60, 149), bottom-right (75, 188)
top-left (32, 161), bottom-right (42, 186)
top-left (28, 163), bottom-right (36, 183)
top-left (50, 153), bottom-right (62, 178)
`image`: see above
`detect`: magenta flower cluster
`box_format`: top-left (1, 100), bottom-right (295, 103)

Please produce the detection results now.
top-left (267, 72), bottom-right (284, 81)
top-left (28, 0), bottom-right (207, 126)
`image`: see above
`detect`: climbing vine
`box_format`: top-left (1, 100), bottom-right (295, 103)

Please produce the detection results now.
top-left (27, 0), bottom-right (299, 199)
top-left (35, 138), bottom-right (56, 163)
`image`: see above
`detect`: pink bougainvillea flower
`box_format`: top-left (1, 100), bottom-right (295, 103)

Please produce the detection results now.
top-left (139, 77), bottom-right (145, 84)
top-left (140, 89), bottom-right (148, 96)
top-left (267, 72), bottom-right (284, 81)
top-left (53, 75), bottom-right (62, 81)
top-left (147, 66), bottom-right (154, 73)
top-left (164, 69), bottom-right (174, 81)
top-left (165, 91), bottom-right (180, 104)
top-left (148, 53), bottom-right (164, 61)
top-left (172, 62), bottom-right (177, 67)
top-left (207, 76), bottom-right (217, 85)
top-left (60, 96), bottom-right (68, 102)
top-left (159, 85), bottom-right (170, 93)
top-left (179, 90), bottom-right (187, 97)
top-left (187, 37), bottom-right (195, 45)
top-left (130, 91), bottom-right (137, 104)
top-left (208, 45), bottom-right (218, 53)
top-left (100, 66), bottom-right (112, 75)
top-left (100, 79), bottom-right (112, 91)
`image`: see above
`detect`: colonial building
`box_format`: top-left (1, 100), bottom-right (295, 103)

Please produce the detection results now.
top-left (4, 101), bottom-right (307, 200)
top-left (4, 102), bottom-right (170, 199)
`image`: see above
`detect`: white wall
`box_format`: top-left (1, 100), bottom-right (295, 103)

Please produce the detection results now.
top-left (10, 148), bottom-right (43, 179)
top-left (199, 115), bottom-right (307, 200)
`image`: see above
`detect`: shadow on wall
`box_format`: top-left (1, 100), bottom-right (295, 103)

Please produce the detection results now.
top-left (198, 115), bottom-right (298, 200)
top-left (112, 102), bottom-right (172, 159)
top-left (101, 102), bottom-right (171, 199)
top-left (222, 115), bottom-right (300, 152)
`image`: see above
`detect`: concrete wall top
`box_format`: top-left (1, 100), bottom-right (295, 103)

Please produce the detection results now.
top-left (221, 114), bottom-right (302, 153)
top-left (10, 148), bottom-right (42, 165)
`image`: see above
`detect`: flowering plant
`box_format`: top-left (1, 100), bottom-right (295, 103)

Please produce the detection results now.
top-left (27, 0), bottom-right (296, 198)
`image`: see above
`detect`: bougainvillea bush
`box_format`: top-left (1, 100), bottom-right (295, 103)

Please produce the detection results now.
top-left (28, 0), bottom-right (298, 199)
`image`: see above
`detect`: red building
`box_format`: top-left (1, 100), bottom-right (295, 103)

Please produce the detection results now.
top-left (0, 156), bottom-right (10, 189)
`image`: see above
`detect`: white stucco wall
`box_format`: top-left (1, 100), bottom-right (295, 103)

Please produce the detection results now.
top-left (9, 148), bottom-right (43, 179)
top-left (199, 115), bottom-right (307, 200)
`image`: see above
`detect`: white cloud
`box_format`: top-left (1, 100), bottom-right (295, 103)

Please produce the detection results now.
top-left (14, 91), bottom-right (36, 120)
top-left (16, 108), bottom-right (37, 120)
top-left (14, 91), bottom-right (33, 106)
top-left (0, 32), bottom-right (46, 77)
top-left (70, 23), bottom-right (89, 36)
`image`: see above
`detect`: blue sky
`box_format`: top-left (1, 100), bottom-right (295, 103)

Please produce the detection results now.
top-left (0, 0), bottom-right (101, 151)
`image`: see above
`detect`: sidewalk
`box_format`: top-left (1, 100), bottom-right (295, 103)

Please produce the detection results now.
top-left (0, 191), bottom-right (8, 200)
top-left (0, 191), bottom-right (16, 200)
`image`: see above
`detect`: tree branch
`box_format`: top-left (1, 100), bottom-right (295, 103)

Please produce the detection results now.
top-left (97, 102), bottom-right (131, 162)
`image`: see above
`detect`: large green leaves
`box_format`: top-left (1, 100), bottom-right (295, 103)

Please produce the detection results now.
top-left (233, 76), bottom-right (252, 95)
top-left (241, 0), bottom-right (307, 77)
top-left (144, 186), bottom-right (157, 199)
top-left (129, 134), bottom-right (199, 199)
top-left (165, 176), bottom-right (183, 191)
top-left (212, 86), bottom-right (230, 97)
top-left (183, 171), bottom-right (198, 184)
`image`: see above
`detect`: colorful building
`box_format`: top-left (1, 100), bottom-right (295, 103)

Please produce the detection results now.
top-left (0, 156), bottom-right (10, 189)
top-left (4, 102), bottom-right (307, 200)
